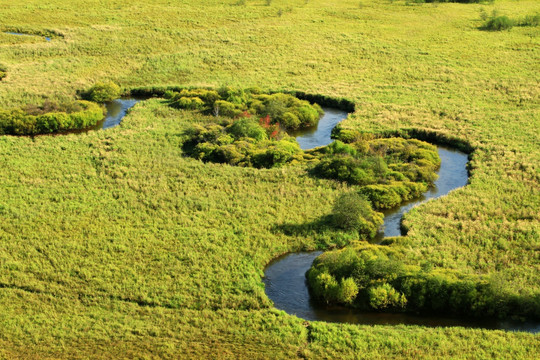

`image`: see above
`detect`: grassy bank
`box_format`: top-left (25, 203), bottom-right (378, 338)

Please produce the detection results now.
top-left (0, 0), bottom-right (539, 358)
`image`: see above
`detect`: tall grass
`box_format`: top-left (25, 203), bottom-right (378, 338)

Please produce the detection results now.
top-left (0, 0), bottom-right (539, 358)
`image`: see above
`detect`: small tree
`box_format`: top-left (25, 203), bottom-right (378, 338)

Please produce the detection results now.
top-left (338, 277), bottom-right (359, 304)
top-left (332, 192), bottom-right (383, 239)
top-left (84, 81), bottom-right (121, 102)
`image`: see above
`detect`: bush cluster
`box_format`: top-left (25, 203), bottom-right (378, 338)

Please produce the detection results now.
top-left (184, 116), bottom-right (303, 169)
top-left (0, 100), bottom-right (104, 135)
top-left (480, 12), bottom-right (539, 31)
top-left (83, 81), bottom-right (122, 102)
top-left (167, 87), bottom-right (324, 131)
top-left (482, 15), bottom-right (515, 31)
top-left (312, 138), bottom-right (440, 209)
top-left (331, 193), bottom-right (384, 239)
top-left (307, 245), bottom-right (540, 319)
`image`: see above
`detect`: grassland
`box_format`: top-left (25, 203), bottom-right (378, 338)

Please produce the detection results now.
top-left (0, 0), bottom-right (539, 358)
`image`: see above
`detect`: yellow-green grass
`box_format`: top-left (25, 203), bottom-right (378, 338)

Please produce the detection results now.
top-left (0, 0), bottom-right (539, 358)
top-left (0, 100), bottom-right (538, 359)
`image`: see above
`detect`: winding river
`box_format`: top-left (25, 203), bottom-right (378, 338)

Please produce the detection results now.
top-left (95, 100), bottom-right (538, 332)
top-left (264, 109), bottom-right (540, 333)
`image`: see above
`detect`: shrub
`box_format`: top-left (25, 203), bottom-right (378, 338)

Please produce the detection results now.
top-left (332, 192), bottom-right (383, 239)
top-left (214, 100), bottom-right (242, 117)
top-left (482, 16), bottom-right (514, 31)
top-left (183, 120), bottom-right (302, 169)
top-left (368, 283), bottom-right (407, 310)
top-left (338, 277), bottom-right (359, 304)
top-left (228, 118), bottom-right (268, 141)
top-left (174, 96), bottom-right (205, 110)
top-left (83, 81), bottom-right (122, 102)
top-left (0, 100), bottom-right (103, 135)
top-left (310, 272), bottom-right (340, 304)
top-left (313, 156), bottom-right (379, 185)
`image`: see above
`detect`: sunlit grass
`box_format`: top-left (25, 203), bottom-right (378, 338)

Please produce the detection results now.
top-left (0, 0), bottom-right (539, 358)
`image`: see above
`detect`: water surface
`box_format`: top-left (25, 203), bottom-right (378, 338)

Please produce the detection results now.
top-left (4, 32), bottom-right (51, 41)
top-left (101, 98), bottom-right (141, 129)
top-left (292, 107), bottom-right (349, 150)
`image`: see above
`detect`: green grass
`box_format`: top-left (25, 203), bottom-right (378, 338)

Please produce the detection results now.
top-left (0, 0), bottom-right (539, 358)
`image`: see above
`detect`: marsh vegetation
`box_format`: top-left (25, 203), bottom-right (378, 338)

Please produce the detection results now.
top-left (0, 0), bottom-right (538, 358)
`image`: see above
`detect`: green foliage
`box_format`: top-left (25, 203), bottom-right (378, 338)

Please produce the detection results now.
top-left (313, 138), bottom-right (439, 189)
top-left (0, 0), bottom-right (539, 357)
top-left (167, 88), bottom-right (324, 131)
top-left (185, 117), bottom-right (302, 168)
top-left (368, 283), bottom-right (407, 310)
top-left (0, 100), bottom-right (104, 135)
top-left (83, 81), bottom-right (122, 102)
top-left (338, 277), bottom-right (359, 304)
top-left (308, 243), bottom-right (540, 319)
top-left (228, 118), bottom-right (268, 141)
top-left (517, 13), bottom-right (540, 27)
top-left (332, 192), bottom-right (383, 239)
top-left (359, 182), bottom-right (427, 209)
top-left (480, 11), bottom-right (539, 31)
top-left (482, 15), bottom-right (515, 31)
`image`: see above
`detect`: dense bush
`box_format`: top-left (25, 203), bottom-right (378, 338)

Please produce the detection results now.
top-left (312, 138), bottom-right (440, 206)
top-left (167, 87), bottom-right (324, 131)
top-left (482, 15), bottom-right (515, 31)
top-left (184, 118), bottom-right (303, 169)
top-left (359, 182), bottom-right (427, 209)
top-left (479, 11), bottom-right (539, 31)
top-left (307, 244), bottom-right (540, 319)
top-left (83, 81), bottom-right (122, 102)
top-left (0, 101), bottom-right (104, 135)
top-left (331, 193), bottom-right (384, 239)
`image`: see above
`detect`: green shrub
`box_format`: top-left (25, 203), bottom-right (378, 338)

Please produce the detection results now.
top-left (214, 100), bottom-right (242, 117)
top-left (175, 96), bottom-right (205, 110)
top-left (228, 118), bottom-right (268, 141)
top-left (165, 87), bottom-right (324, 130)
top-left (0, 100), bottom-right (103, 135)
top-left (313, 156), bottom-right (379, 185)
top-left (332, 192), bottom-right (383, 239)
top-left (338, 277), bottom-right (359, 304)
top-left (482, 16), bottom-right (515, 31)
top-left (308, 243), bottom-right (540, 319)
top-left (368, 283), bottom-right (407, 310)
top-left (83, 82), bottom-right (122, 102)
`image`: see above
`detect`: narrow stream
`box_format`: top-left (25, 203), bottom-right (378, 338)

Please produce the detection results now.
top-left (292, 107), bottom-right (348, 150)
top-left (101, 98), bottom-right (141, 129)
top-left (263, 109), bottom-right (540, 333)
top-left (4, 32), bottom-right (51, 41)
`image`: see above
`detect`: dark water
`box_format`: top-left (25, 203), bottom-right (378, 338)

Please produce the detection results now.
top-left (4, 32), bottom-right (51, 41)
top-left (292, 107), bottom-right (349, 150)
top-left (101, 98), bottom-right (141, 129)
top-left (263, 251), bottom-right (540, 333)
top-left (264, 111), bottom-right (539, 332)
